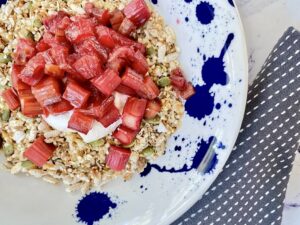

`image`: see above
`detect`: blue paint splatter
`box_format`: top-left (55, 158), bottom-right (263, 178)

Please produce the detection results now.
top-left (184, 0), bottom-right (193, 3)
top-left (185, 17), bottom-right (189, 22)
top-left (185, 33), bottom-right (234, 120)
top-left (175, 145), bottom-right (182, 151)
top-left (218, 142), bottom-right (226, 149)
top-left (141, 137), bottom-right (220, 176)
top-left (228, 0), bottom-right (235, 7)
top-left (151, 0), bottom-right (158, 4)
top-left (185, 85), bottom-right (215, 120)
top-left (76, 192), bottom-right (117, 225)
top-left (215, 103), bottom-right (221, 110)
top-left (196, 2), bottom-right (215, 25)
top-left (228, 103), bottom-right (232, 108)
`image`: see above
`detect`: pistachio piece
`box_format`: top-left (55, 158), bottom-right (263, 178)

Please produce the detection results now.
top-left (157, 77), bottom-right (171, 87)
top-left (146, 47), bottom-right (155, 56)
top-left (142, 146), bottom-right (155, 157)
top-left (21, 160), bottom-right (36, 170)
top-left (33, 19), bottom-right (42, 28)
top-left (146, 116), bottom-right (160, 125)
top-left (3, 144), bottom-right (14, 157)
top-left (122, 140), bottom-right (136, 149)
top-left (89, 139), bottom-right (105, 148)
top-left (2, 108), bottom-right (11, 122)
top-left (0, 53), bottom-right (12, 64)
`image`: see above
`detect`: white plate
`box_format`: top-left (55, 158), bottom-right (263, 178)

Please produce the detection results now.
top-left (0, 0), bottom-right (248, 225)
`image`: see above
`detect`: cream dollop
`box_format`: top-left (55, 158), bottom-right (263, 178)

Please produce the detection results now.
top-left (43, 92), bottom-right (129, 143)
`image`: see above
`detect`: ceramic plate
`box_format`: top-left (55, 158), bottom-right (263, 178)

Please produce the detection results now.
top-left (0, 0), bottom-right (248, 225)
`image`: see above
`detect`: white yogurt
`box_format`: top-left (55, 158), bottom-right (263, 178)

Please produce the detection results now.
top-left (43, 92), bottom-right (129, 143)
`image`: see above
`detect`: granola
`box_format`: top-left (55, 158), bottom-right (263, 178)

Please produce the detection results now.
top-left (0, 0), bottom-right (184, 193)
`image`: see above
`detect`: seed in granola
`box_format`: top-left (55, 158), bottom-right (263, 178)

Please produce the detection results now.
top-left (89, 139), bottom-right (105, 148)
top-left (21, 160), bottom-right (37, 170)
top-left (25, 31), bottom-right (35, 40)
top-left (146, 46), bottom-right (156, 56)
top-left (0, 53), bottom-right (12, 64)
top-left (3, 144), bottom-right (14, 157)
top-left (145, 115), bottom-right (161, 125)
top-left (33, 19), bottom-right (42, 28)
top-left (142, 146), bottom-right (155, 157)
top-left (157, 77), bottom-right (171, 87)
top-left (122, 140), bottom-right (136, 149)
top-left (1, 108), bottom-right (11, 122)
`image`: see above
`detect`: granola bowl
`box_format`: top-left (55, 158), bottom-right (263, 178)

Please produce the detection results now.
top-left (0, 0), bottom-right (248, 225)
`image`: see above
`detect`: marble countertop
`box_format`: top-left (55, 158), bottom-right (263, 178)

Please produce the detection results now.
top-left (235, 0), bottom-right (300, 224)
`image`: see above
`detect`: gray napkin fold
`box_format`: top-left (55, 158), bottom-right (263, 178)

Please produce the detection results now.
top-left (173, 27), bottom-right (300, 225)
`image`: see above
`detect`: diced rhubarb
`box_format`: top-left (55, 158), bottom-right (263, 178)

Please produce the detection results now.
top-left (80, 96), bottom-right (114, 119)
top-left (36, 39), bottom-right (51, 52)
top-left (23, 136), bottom-right (56, 167)
top-left (85, 3), bottom-right (112, 26)
top-left (49, 45), bottom-right (69, 67)
top-left (65, 18), bottom-right (95, 44)
top-left (73, 55), bottom-right (103, 80)
top-left (75, 37), bottom-right (108, 63)
top-left (121, 67), bottom-right (144, 92)
top-left (19, 53), bottom-right (45, 86)
top-left (170, 68), bottom-right (187, 91)
top-left (122, 97), bottom-right (147, 130)
top-left (137, 76), bottom-right (160, 100)
top-left (11, 64), bottom-right (30, 93)
top-left (170, 68), bottom-right (195, 99)
top-left (45, 99), bottom-right (73, 115)
top-left (94, 9), bottom-right (112, 26)
top-left (96, 26), bottom-right (145, 53)
top-left (13, 38), bottom-right (36, 65)
top-left (92, 68), bottom-right (122, 96)
top-left (180, 82), bottom-right (195, 100)
top-left (97, 104), bottom-right (120, 128)
top-left (43, 107), bottom-right (50, 117)
top-left (43, 11), bottom-right (70, 34)
top-left (110, 10), bottom-right (125, 30)
top-left (96, 25), bottom-right (116, 49)
top-left (18, 89), bottom-right (43, 117)
top-left (1, 88), bottom-right (20, 110)
top-left (110, 29), bottom-right (146, 54)
top-left (68, 110), bottom-right (94, 134)
top-left (116, 84), bottom-right (137, 96)
top-left (106, 145), bottom-right (131, 171)
top-left (63, 80), bottom-right (91, 108)
top-left (123, 97), bottom-right (147, 117)
top-left (144, 99), bottom-right (161, 119)
top-left (107, 47), bottom-right (147, 74)
top-left (67, 53), bottom-right (81, 65)
top-left (44, 64), bottom-right (65, 79)
top-left (123, 0), bottom-right (151, 27)
top-left (131, 50), bottom-right (148, 75)
top-left (58, 16), bottom-right (72, 30)
top-left (43, 32), bottom-right (71, 50)
top-left (107, 46), bottom-right (134, 71)
top-left (84, 2), bottom-right (95, 14)
top-left (113, 125), bottom-right (138, 145)
top-left (31, 77), bottom-right (61, 107)
top-left (41, 50), bottom-right (55, 65)
top-left (119, 17), bottom-right (136, 36)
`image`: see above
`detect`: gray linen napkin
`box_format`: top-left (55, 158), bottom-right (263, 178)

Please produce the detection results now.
top-left (173, 27), bottom-right (300, 225)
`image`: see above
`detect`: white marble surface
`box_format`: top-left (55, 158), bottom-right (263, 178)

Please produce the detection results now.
top-left (235, 0), bottom-right (300, 224)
